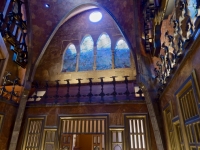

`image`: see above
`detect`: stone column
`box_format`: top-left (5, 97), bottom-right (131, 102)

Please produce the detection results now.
top-left (111, 44), bottom-right (115, 69)
top-left (141, 85), bottom-right (165, 150)
top-left (93, 44), bottom-right (97, 71)
top-left (76, 45), bottom-right (80, 72)
top-left (9, 82), bottom-right (31, 150)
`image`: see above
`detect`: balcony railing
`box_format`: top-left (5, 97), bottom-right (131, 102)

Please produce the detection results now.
top-left (27, 76), bottom-right (144, 106)
top-left (0, 72), bottom-right (22, 103)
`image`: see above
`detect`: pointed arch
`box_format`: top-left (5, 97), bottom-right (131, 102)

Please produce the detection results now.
top-left (96, 33), bottom-right (112, 70)
top-left (62, 44), bottom-right (77, 72)
top-left (32, 4), bottom-right (139, 81)
top-left (114, 39), bottom-right (130, 68)
top-left (114, 144), bottom-right (122, 150)
top-left (79, 35), bottom-right (94, 71)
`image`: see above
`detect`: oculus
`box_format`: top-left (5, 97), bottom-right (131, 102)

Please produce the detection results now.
top-left (89, 11), bottom-right (102, 22)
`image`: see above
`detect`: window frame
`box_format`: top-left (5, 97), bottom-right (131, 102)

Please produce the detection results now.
top-left (61, 34), bottom-right (132, 73)
top-left (96, 32), bottom-right (112, 70)
top-left (125, 114), bottom-right (150, 150)
top-left (79, 34), bottom-right (94, 71)
top-left (62, 43), bottom-right (77, 72)
top-left (109, 127), bottom-right (125, 150)
top-left (114, 38), bottom-right (131, 69)
top-left (175, 70), bottom-right (200, 149)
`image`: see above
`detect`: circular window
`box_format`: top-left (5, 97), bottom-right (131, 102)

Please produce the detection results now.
top-left (89, 11), bottom-right (102, 22)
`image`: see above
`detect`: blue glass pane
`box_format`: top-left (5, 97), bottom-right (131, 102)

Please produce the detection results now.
top-left (79, 35), bottom-right (94, 71)
top-left (114, 39), bottom-right (130, 68)
top-left (187, 0), bottom-right (198, 19)
top-left (96, 33), bottom-right (112, 70)
top-left (62, 44), bottom-right (77, 72)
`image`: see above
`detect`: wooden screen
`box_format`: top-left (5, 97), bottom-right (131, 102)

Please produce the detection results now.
top-left (175, 71), bottom-right (200, 149)
top-left (23, 118), bottom-right (44, 150)
top-left (179, 87), bottom-right (200, 149)
top-left (60, 117), bottom-right (107, 150)
top-left (174, 121), bottom-right (185, 150)
top-left (41, 129), bottom-right (57, 150)
top-left (125, 115), bottom-right (149, 150)
top-left (164, 106), bottom-right (178, 150)
top-left (61, 119), bottom-right (105, 134)
top-left (179, 88), bottom-right (198, 121)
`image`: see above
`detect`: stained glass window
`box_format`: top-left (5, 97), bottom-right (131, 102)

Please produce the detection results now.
top-left (62, 44), bottom-right (77, 72)
top-left (96, 33), bottom-right (112, 70)
top-left (79, 35), bottom-right (94, 71)
top-left (114, 39), bottom-right (130, 68)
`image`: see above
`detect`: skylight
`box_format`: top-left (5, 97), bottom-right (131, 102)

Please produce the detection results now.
top-left (89, 11), bottom-right (102, 22)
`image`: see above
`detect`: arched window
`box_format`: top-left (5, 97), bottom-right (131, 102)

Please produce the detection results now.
top-left (62, 44), bottom-right (77, 72)
top-left (79, 35), bottom-right (94, 71)
top-left (96, 33), bottom-right (112, 70)
top-left (114, 39), bottom-right (130, 68)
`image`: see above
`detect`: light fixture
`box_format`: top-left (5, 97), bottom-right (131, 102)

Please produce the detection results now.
top-left (45, 4), bottom-right (50, 8)
top-left (89, 11), bottom-right (102, 22)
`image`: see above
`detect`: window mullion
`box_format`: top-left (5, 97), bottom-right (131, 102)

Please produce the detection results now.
top-left (93, 44), bottom-right (97, 71)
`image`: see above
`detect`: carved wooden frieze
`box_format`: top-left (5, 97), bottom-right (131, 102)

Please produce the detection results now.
top-left (151, 0), bottom-right (200, 94)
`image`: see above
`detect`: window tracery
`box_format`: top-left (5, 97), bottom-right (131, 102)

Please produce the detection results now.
top-left (114, 39), bottom-right (130, 68)
top-left (96, 33), bottom-right (112, 70)
top-left (62, 33), bottom-right (131, 72)
top-left (79, 35), bottom-right (94, 71)
top-left (62, 44), bottom-right (77, 72)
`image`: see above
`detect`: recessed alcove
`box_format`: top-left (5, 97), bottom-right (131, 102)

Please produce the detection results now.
top-left (34, 8), bottom-right (136, 84)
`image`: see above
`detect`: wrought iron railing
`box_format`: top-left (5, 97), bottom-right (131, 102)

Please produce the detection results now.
top-left (0, 72), bottom-right (21, 103)
top-left (0, 0), bottom-right (28, 68)
top-left (27, 76), bottom-right (144, 105)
